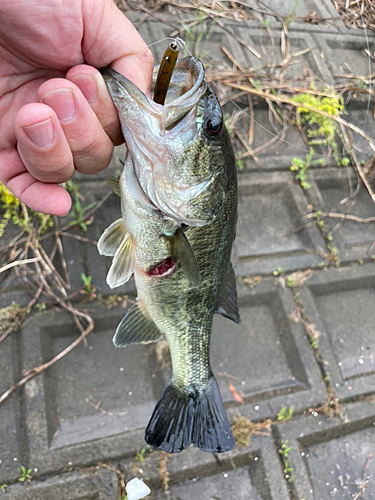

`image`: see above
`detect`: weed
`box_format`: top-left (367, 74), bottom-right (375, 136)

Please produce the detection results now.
top-left (285, 0), bottom-right (300, 27)
top-left (181, 11), bottom-right (216, 60)
top-left (236, 156), bottom-right (245, 170)
top-left (80, 273), bottom-right (97, 300)
top-left (66, 180), bottom-right (97, 231)
top-left (136, 448), bottom-right (146, 463)
top-left (0, 182), bottom-right (53, 237)
top-left (0, 484), bottom-right (6, 492)
top-left (132, 448), bottom-right (148, 476)
top-left (313, 212), bottom-right (339, 265)
top-left (273, 266), bottom-right (284, 276)
top-left (35, 302), bottom-right (46, 312)
top-left (286, 277), bottom-right (296, 288)
top-left (0, 303), bottom-right (27, 336)
top-left (290, 147), bottom-right (324, 189)
top-left (231, 416), bottom-right (272, 447)
top-left (18, 465), bottom-right (32, 482)
top-left (277, 405), bottom-right (294, 422)
top-left (292, 92), bottom-right (348, 166)
top-left (279, 441), bottom-right (294, 482)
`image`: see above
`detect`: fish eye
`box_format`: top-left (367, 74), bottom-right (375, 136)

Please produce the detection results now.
top-left (206, 115), bottom-right (222, 137)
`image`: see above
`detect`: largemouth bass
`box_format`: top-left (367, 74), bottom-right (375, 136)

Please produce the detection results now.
top-left (98, 55), bottom-right (239, 453)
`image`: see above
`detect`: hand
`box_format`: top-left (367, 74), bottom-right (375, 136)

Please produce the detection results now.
top-left (0, 0), bottom-right (153, 216)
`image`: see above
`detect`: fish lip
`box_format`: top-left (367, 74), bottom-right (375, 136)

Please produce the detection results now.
top-left (100, 67), bottom-right (161, 115)
top-left (101, 57), bottom-right (206, 128)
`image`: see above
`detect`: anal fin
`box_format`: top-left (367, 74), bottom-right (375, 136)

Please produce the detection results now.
top-left (113, 301), bottom-right (163, 347)
top-left (215, 263), bottom-right (240, 324)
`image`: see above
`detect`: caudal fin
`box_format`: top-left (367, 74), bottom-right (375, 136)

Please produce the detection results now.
top-left (145, 377), bottom-right (234, 453)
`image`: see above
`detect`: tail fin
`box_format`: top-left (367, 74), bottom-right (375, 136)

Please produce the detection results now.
top-left (145, 377), bottom-right (234, 453)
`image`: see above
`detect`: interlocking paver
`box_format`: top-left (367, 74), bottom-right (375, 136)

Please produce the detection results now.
top-left (298, 263), bottom-right (375, 400)
top-left (307, 168), bottom-right (375, 263)
top-left (19, 303), bottom-right (162, 476)
top-left (215, 280), bottom-right (326, 422)
top-left (277, 400), bottom-right (375, 500)
top-left (0, 337), bottom-right (22, 484)
top-left (0, 468), bottom-right (118, 499)
top-left (233, 172), bottom-right (325, 275)
top-left (120, 434), bottom-right (290, 500)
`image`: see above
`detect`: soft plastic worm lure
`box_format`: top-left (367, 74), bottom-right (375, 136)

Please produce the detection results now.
top-left (153, 41), bottom-right (179, 105)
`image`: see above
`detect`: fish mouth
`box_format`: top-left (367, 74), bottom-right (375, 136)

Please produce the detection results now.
top-left (102, 58), bottom-right (212, 226)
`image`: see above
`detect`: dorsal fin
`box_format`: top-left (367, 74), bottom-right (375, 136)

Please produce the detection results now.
top-left (113, 301), bottom-right (163, 347)
top-left (107, 177), bottom-right (121, 196)
top-left (215, 263), bottom-right (240, 324)
top-left (164, 228), bottom-right (201, 286)
top-left (97, 218), bottom-right (127, 257)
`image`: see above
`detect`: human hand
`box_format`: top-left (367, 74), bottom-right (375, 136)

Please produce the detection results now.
top-left (0, 0), bottom-right (153, 216)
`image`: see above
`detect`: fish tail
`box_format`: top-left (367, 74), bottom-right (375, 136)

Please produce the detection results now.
top-left (145, 377), bottom-right (234, 453)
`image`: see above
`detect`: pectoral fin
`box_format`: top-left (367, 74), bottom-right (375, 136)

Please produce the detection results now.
top-left (97, 218), bottom-right (127, 257)
top-left (107, 234), bottom-right (135, 288)
top-left (215, 263), bottom-right (240, 324)
top-left (165, 228), bottom-right (201, 286)
top-left (107, 177), bottom-right (121, 196)
top-left (113, 301), bottom-right (163, 347)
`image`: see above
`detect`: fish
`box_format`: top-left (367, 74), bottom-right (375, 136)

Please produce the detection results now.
top-left (98, 55), bottom-right (239, 454)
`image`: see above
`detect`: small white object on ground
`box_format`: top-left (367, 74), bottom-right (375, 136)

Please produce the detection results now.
top-left (126, 477), bottom-right (151, 500)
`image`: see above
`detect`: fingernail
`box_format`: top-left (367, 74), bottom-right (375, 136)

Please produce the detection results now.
top-left (23, 118), bottom-right (54, 147)
top-left (70, 74), bottom-right (98, 103)
top-left (42, 90), bottom-right (76, 122)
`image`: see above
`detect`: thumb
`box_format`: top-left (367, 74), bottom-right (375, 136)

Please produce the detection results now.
top-left (81, 0), bottom-right (153, 93)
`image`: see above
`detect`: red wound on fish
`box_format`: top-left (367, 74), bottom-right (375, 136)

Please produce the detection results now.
top-left (148, 257), bottom-right (176, 277)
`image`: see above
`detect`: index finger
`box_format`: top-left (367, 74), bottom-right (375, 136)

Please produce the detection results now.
top-left (81, 0), bottom-right (154, 94)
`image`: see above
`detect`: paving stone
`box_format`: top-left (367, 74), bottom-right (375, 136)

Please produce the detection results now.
top-left (277, 400), bottom-right (375, 500)
top-left (219, 280), bottom-right (326, 422)
top-left (307, 168), bottom-right (375, 263)
top-left (121, 434), bottom-right (290, 500)
top-left (316, 33), bottom-right (375, 79)
top-left (298, 264), bottom-right (375, 400)
top-left (260, 0), bottom-right (340, 27)
top-left (19, 303), bottom-right (164, 475)
top-left (0, 336), bottom-right (23, 483)
top-left (0, 468), bottom-right (118, 499)
top-left (233, 171), bottom-right (325, 276)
